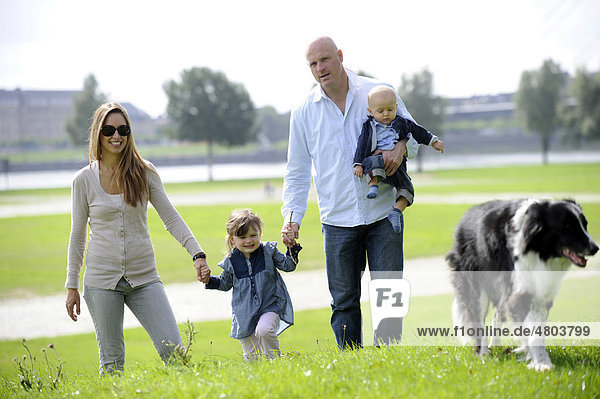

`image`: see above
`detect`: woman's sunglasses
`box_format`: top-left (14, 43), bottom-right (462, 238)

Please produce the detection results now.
top-left (100, 125), bottom-right (131, 137)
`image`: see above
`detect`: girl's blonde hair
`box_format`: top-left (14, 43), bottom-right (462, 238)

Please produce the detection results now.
top-left (225, 209), bottom-right (264, 254)
top-left (88, 102), bottom-right (153, 206)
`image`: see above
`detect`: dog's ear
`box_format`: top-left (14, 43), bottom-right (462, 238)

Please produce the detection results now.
top-left (563, 198), bottom-right (580, 209)
top-left (522, 202), bottom-right (545, 249)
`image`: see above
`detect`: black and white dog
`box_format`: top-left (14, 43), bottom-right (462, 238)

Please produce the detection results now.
top-left (446, 199), bottom-right (598, 371)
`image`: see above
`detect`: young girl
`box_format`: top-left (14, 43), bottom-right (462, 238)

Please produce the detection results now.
top-left (205, 209), bottom-right (301, 361)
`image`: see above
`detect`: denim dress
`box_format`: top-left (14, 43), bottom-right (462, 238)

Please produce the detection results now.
top-left (206, 241), bottom-right (301, 339)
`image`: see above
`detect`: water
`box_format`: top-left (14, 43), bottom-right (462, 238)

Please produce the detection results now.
top-left (0, 162), bottom-right (288, 191)
top-left (1, 151), bottom-right (599, 191)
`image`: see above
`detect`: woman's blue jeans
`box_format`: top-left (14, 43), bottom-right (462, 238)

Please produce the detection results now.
top-left (323, 216), bottom-right (404, 349)
top-left (84, 277), bottom-right (182, 374)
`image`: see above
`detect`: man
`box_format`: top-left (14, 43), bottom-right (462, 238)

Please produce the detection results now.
top-left (281, 36), bottom-right (419, 348)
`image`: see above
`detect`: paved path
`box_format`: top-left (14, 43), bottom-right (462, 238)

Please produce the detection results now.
top-left (2, 188), bottom-right (599, 218)
top-left (0, 257), bottom-right (446, 340)
top-left (0, 188), bottom-right (292, 218)
top-left (1, 256), bottom-right (598, 340)
top-left (1, 189), bottom-right (599, 340)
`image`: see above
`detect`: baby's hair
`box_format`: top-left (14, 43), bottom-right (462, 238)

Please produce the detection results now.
top-left (367, 85), bottom-right (397, 108)
top-left (225, 208), bottom-right (264, 254)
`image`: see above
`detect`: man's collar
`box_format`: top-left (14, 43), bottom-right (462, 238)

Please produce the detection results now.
top-left (311, 68), bottom-right (355, 103)
top-left (346, 69), bottom-right (359, 92)
top-left (311, 84), bottom-right (325, 103)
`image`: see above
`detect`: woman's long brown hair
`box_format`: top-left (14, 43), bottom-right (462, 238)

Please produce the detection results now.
top-left (88, 102), bottom-right (153, 206)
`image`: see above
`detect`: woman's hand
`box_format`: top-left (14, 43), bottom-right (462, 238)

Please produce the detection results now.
top-left (66, 288), bottom-right (80, 322)
top-left (195, 258), bottom-right (211, 284)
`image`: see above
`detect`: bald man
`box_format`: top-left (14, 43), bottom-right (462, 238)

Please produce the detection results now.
top-left (281, 37), bottom-right (419, 348)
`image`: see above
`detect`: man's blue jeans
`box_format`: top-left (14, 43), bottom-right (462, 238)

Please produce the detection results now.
top-left (322, 216), bottom-right (404, 349)
top-left (84, 278), bottom-right (182, 374)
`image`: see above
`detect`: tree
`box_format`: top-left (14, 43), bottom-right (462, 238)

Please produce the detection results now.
top-left (163, 67), bottom-right (256, 180)
top-left (397, 68), bottom-right (445, 172)
top-left (255, 106), bottom-right (290, 145)
top-left (515, 59), bottom-right (567, 164)
top-left (66, 74), bottom-right (106, 146)
top-left (569, 68), bottom-right (600, 142)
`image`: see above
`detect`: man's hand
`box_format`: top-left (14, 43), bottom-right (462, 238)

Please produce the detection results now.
top-left (66, 288), bottom-right (80, 322)
top-left (281, 221), bottom-right (300, 247)
top-left (377, 138), bottom-right (407, 176)
top-left (354, 165), bottom-right (364, 178)
top-left (432, 140), bottom-right (444, 153)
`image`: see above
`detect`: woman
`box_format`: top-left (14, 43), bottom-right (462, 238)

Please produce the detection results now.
top-left (65, 102), bottom-right (210, 375)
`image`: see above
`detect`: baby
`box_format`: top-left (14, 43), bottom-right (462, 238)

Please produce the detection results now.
top-left (353, 85), bottom-right (444, 232)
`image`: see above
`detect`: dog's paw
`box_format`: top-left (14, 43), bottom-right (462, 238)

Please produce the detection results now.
top-left (528, 347), bottom-right (553, 371)
top-left (528, 360), bottom-right (554, 372)
top-left (478, 346), bottom-right (489, 356)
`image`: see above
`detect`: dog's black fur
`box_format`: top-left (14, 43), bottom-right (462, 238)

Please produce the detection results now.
top-left (446, 199), bottom-right (598, 370)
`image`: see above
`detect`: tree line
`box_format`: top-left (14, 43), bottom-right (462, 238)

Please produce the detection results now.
top-left (67, 59), bottom-right (600, 176)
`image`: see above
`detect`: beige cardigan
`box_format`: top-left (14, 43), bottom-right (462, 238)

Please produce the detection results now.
top-left (65, 160), bottom-right (203, 290)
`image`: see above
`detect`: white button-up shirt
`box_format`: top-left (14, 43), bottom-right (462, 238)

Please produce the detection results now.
top-left (282, 69), bottom-right (419, 228)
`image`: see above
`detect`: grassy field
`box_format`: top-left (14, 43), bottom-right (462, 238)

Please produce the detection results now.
top-left (1, 273), bottom-right (599, 397)
top-left (1, 163), bottom-right (599, 298)
top-left (1, 163), bottom-right (599, 397)
top-left (2, 201), bottom-right (599, 298)
top-left (1, 275), bottom-right (599, 397)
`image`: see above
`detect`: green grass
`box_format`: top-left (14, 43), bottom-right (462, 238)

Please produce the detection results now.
top-left (417, 162), bottom-right (600, 194)
top-left (0, 177), bottom-right (285, 206)
top-left (1, 163), bottom-right (599, 397)
top-left (0, 277), bottom-right (596, 370)
top-left (3, 202), bottom-right (599, 298)
top-left (1, 276), bottom-right (599, 397)
top-left (2, 163), bottom-right (599, 199)
top-left (1, 163), bottom-right (599, 298)
top-left (3, 346), bottom-right (598, 398)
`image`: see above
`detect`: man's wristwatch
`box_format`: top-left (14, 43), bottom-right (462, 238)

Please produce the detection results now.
top-left (193, 252), bottom-right (206, 261)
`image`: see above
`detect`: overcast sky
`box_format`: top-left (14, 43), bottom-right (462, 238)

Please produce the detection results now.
top-left (1, 0), bottom-right (599, 118)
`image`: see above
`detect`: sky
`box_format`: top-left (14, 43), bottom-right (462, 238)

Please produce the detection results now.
top-left (1, 0), bottom-right (599, 119)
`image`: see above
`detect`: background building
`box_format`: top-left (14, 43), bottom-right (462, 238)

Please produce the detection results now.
top-left (0, 89), bottom-right (158, 147)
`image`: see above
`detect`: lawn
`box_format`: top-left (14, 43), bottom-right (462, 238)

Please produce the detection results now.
top-left (1, 275), bottom-right (599, 397)
top-left (0, 163), bottom-right (599, 397)
top-left (1, 163), bottom-right (599, 298)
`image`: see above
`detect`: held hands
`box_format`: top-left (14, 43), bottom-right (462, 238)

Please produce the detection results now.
top-left (281, 220), bottom-right (300, 247)
top-left (195, 258), bottom-right (211, 284)
top-left (354, 165), bottom-right (364, 178)
top-left (66, 288), bottom-right (80, 322)
top-left (432, 139), bottom-right (444, 153)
